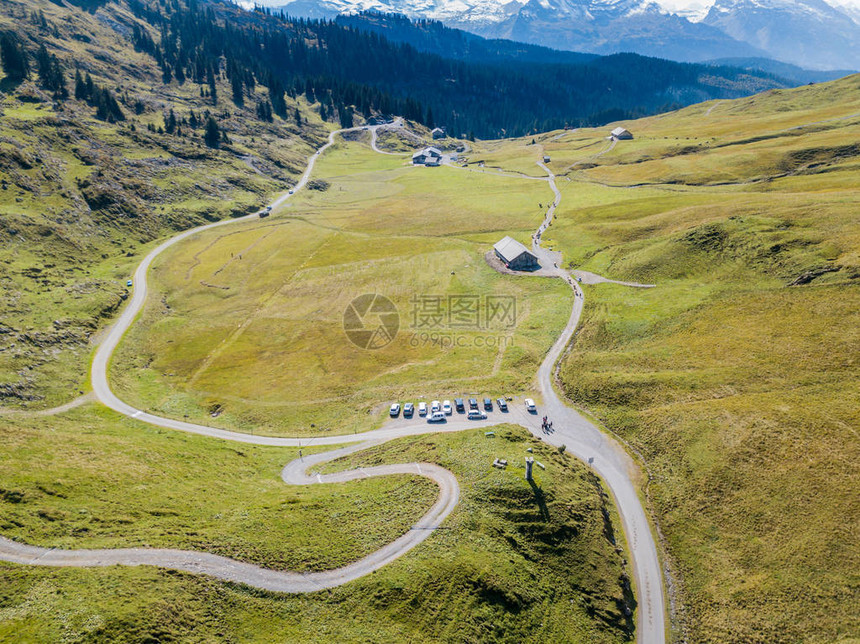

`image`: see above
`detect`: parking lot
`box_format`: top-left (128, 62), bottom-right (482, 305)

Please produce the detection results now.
top-left (381, 395), bottom-right (541, 435)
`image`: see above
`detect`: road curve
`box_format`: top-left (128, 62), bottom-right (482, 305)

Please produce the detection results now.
top-left (0, 125), bottom-right (666, 642)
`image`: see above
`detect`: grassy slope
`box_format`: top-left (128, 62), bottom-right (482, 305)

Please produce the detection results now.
top-left (109, 136), bottom-right (572, 436)
top-left (0, 405), bottom-right (435, 573)
top-left (0, 417), bottom-right (632, 643)
top-left (0, 0), bottom-right (328, 409)
top-left (0, 7), bottom-right (632, 639)
top-left (470, 77), bottom-right (860, 642)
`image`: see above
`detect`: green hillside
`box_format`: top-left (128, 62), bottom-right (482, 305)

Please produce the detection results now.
top-left (1, 0), bottom-right (858, 640)
top-left (0, 0), bottom-right (329, 408)
top-left (497, 76), bottom-right (859, 642)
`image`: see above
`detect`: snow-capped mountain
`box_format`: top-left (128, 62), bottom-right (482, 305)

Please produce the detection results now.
top-left (702, 0), bottom-right (860, 69)
top-left (273, 0), bottom-right (860, 70)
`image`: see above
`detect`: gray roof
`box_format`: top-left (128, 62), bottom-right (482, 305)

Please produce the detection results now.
top-left (412, 146), bottom-right (443, 159)
top-left (611, 127), bottom-right (631, 136)
top-left (493, 236), bottom-right (535, 263)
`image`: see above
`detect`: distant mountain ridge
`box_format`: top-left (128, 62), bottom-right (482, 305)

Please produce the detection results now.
top-left (275, 0), bottom-right (860, 70)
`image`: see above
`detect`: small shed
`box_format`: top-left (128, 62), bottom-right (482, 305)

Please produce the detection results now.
top-left (610, 127), bottom-right (633, 140)
top-left (542, 155), bottom-right (551, 163)
top-left (412, 146), bottom-right (444, 166)
top-left (493, 236), bottom-right (540, 271)
top-left (431, 127), bottom-right (446, 140)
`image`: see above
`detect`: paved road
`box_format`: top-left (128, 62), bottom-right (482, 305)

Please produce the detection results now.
top-left (0, 124), bottom-right (666, 642)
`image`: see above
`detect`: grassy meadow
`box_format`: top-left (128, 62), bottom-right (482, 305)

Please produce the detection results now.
top-left (460, 75), bottom-right (860, 642)
top-left (0, 421), bottom-right (632, 643)
top-left (110, 135), bottom-right (570, 436)
top-left (0, 0), bottom-right (330, 410)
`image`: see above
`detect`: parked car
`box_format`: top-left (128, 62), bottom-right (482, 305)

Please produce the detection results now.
top-left (483, 397), bottom-right (493, 411)
top-left (443, 400), bottom-right (452, 415)
top-left (288, 189), bottom-right (294, 194)
top-left (455, 398), bottom-right (465, 412)
top-left (467, 409), bottom-right (487, 420)
top-left (496, 398), bottom-right (508, 412)
top-left (403, 402), bottom-right (414, 417)
top-left (126, 279), bottom-right (133, 287)
top-left (431, 400), bottom-right (441, 413)
top-left (427, 410), bottom-right (446, 423)
top-left (418, 402), bottom-right (428, 416)
top-left (389, 403), bottom-right (401, 417)
top-left (525, 398), bottom-right (537, 413)
top-left (468, 398), bottom-right (478, 410)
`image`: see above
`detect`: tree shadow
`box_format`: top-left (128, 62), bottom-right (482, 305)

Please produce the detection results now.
top-left (0, 77), bottom-right (24, 94)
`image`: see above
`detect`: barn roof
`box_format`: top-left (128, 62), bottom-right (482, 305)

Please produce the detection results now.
top-left (611, 127), bottom-right (630, 136)
top-left (494, 236), bottom-right (536, 263)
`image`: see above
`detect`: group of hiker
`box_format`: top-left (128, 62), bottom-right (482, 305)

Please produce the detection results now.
top-left (541, 416), bottom-right (554, 434)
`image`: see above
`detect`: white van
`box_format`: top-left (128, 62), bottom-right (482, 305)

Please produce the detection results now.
top-left (427, 410), bottom-right (446, 423)
top-left (442, 400), bottom-right (452, 415)
top-left (525, 398), bottom-right (537, 412)
top-left (431, 400), bottom-right (441, 413)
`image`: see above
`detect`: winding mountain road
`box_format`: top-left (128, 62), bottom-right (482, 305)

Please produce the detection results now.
top-left (0, 124), bottom-right (666, 642)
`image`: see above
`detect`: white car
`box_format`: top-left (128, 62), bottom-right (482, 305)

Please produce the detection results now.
top-left (427, 411), bottom-right (446, 423)
top-left (442, 400), bottom-right (452, 415)
top-left (467, 409), bottom-right (487, 420)
top-left (431, 400), bottom-right (441, 413)
top-left (389, 403), bottom-right (401, 417)
top-left (418, 402), bottom-right (428, 416)
top-left (525, 398), bottom-right (537, 413)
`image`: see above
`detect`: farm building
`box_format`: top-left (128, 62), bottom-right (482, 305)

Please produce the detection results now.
top-left (542, 155), bottom-right (551, 163)
top-left (431, 127), bottom-right (447, 139)
top-left (494, 236), bottom-right (541, 271)
top-left (610, 127), bottom-right (633, 140)
top-left (412, 147), bottom-right (443, 166)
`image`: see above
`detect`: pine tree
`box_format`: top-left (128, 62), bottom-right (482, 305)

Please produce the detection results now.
top-left (207, 65), bottom-right (217, 105)
top-left (74, 69), bottom-right (87, 100)
top-left (36, 45), bottom-right (67, 99)
top-left (165, 108), bottom-right (177, 134)
top-left (0, 33), bottom-right (30, 81)
top-left (204, 116), bottom-right (220, 148)
top-left (231, 73), bottom-right (243, 107)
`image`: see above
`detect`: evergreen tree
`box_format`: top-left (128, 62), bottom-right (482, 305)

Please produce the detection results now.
top-left (231, 74), bottom-right (243, 107)
top-left (339, 105), bottom-right (353, 128)
top-left (0, 33), bottom-right (29, 81)
top-left (165, 108), bottom-right (177, 134)
top-left (207, 65), bottom-right (217, 105)
top-left (74, 69), bottom-right (87, 100)
top-left (204, 116), bottom-right (220, 148)
top-left (36, 45), bottom-right (67, 99)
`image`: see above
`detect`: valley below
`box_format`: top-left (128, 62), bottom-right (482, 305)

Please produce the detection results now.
top-left (1, 1), bottom-right (859, 642)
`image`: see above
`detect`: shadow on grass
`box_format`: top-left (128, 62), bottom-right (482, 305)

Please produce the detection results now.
top-left (527, 478), bottom-right (550, 522)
